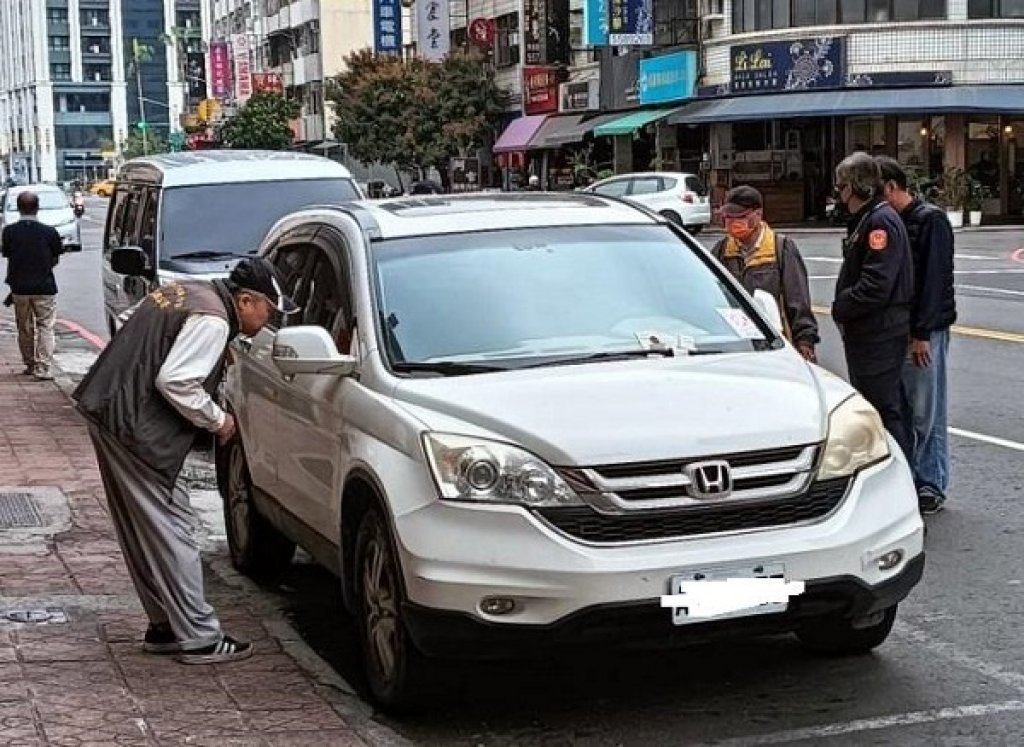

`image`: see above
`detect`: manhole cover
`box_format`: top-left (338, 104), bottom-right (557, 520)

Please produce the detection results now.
top-left (0, 492), bottom-right (44, 528)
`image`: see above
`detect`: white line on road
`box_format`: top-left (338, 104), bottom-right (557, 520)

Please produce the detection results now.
top-left (949, 427), bottom-right (1024, 453)
top-left (701, 700), bottom-right (1024, 746)
top-left (956, 284), bottom-right (1024, 297)
top-left (805, 255), bottom-right (1001, 263)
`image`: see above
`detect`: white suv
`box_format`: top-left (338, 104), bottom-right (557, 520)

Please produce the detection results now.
top-left (584, 171), bottom-right (712, 233)
top-left (218, 193), bottom-right (924, 709)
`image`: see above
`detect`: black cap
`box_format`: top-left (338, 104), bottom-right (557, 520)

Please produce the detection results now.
top-left (228, 257), bottom-right (298, 314)
top-left (720, 185), bottom-right (764, 218)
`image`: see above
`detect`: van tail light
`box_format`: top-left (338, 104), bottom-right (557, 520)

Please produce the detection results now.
top-left (682, 192), bottom-right (696, 204)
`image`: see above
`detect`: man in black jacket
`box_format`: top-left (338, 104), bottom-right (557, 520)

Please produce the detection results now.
top-left (1, 191), bottom-right (63, 379)
top-left (832, 152), bottom-right (915, 461)
top-left (73, 258), bottom-right (297, 664)
top-left (878, 157), bottom-right (956, 514)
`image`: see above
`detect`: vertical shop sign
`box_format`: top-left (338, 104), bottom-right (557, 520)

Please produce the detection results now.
top-left (209, 42), bottom-right (231, 99)
top-left (373, 0), bottom-right (403, 56)
top-left (582, 0), bottom-right (608, 47)
top-left (232, 34), bottom-right (252, 102)
top-left (416, 0), bottom-right (450, 61)
top-left (523, 0), bottom-right (547, 65)
top-left (608, 0), bottom-right (653, 47)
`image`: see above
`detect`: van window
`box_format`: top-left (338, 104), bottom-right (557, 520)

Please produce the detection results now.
top-left (108, 186), bottom-right (143, 247)
top-left (137, 189), bottom-right (159, 254)
top-left (159, 178), bottom-right (360, 260)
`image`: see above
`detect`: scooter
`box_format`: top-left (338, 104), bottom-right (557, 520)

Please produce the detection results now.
top-left (72, 192), bottom-right (85, 218)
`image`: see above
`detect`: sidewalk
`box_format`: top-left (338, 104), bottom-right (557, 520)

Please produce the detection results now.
top-left (0, 311), bottom-right (405, 746)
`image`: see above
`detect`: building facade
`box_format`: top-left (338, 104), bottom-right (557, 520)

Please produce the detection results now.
top-left (0, 0), bottom-right (205, 185)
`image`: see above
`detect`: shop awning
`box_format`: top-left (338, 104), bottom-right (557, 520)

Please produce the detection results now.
top-left (493, 115), bottom-right (548, 153)
top-left (527, 114), bottom-right (587, 149)
top-left (668, 85), bottom-right (1024, 125)
top-left (535, 112), bottom-right (626, 147)
top-left (593, 108), bottom-right (677, 137)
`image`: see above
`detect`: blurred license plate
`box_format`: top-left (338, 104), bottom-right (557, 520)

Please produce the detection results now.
top-left (668, 562), bottom-right (789, 625)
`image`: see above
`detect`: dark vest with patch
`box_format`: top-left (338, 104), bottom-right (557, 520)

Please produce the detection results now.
top-left (73, 280), bottom-right (238, 488)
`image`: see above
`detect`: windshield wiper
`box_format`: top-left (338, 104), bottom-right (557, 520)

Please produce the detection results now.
top-left (172, 250), bottom-right (254, 260)
top-left (521, 348), bottom-right (676, 369)
top-left (391, 361), bottom-right (509, 376)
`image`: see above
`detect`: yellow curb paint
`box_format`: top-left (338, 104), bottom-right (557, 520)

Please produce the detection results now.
top-left (810, 305), bottom-right (1024, 345)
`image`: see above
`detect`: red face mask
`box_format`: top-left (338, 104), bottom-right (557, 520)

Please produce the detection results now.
top-left (726, 218), bottom-right (756, 242)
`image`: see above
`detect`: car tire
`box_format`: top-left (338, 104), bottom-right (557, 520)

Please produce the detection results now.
top-left (354, 506), bottom-right (430, 711)
top-left (796, 604), bottom-right (898, 655)
top-left (659, 210), bottom-right (683, 225)
top-left (686, 223), bottom-right (704, 235)
top-left (219, 435), bottom-right (295, 578)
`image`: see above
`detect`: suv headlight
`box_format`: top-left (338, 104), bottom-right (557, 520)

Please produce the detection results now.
top-left (423, 433), bottom-right (582, 507)
top-left (817, 394), bottom-right (891, 480)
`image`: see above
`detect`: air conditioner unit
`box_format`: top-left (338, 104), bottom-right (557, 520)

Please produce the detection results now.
top-left (702, 0), bottom-right (725, 20)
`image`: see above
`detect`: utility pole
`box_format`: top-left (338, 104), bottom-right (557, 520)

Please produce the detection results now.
top-left (132, 39), bottom-right (150, 156)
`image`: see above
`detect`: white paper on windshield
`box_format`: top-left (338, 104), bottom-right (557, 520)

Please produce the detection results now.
top-left (634, 331), bottom-right (697, 354)
top-left (716, 308), bottom-right (765, 340)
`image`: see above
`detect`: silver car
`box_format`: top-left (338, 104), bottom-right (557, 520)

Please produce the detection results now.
top-left (0, 184), bottom-right (82, 250)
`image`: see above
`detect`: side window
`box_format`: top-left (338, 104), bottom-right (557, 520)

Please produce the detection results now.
top-left (108, 186), bottom-right (143, 248)
top-left (629, 177), bottom-right (662, 195)
top-left (137, 189), bottom-right (158, 255)
top-left (685, 176), bottom-right (706, 196)
top-left (270, 243), bottom-right (315, 329)
top-left (302, 250), bottom-right (344, 331)
top-left (593, 179), bottom-right (629, 197)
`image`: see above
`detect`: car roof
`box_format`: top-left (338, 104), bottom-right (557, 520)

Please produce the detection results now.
top-left (116, 150), bottom-right (354, 188)
top-left (336, 192), bottom-right (661, 240)
top-left (595, 172), bottom-right (697, 183)
top-left (5, 184), bottom-right (64, 195)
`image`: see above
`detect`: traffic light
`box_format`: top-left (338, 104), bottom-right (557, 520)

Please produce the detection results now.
top-left (136, 121), bottom-right (149, 132)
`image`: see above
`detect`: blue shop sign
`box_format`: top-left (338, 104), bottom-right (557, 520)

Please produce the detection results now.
top-left (373, 0), bottom-right (403, 56)
top-left (638, 51), bottom-right (697, 105)
top-left (730, 37), bottom-right (846, 95)
top-left (582, 0), bottom-right (608, 46)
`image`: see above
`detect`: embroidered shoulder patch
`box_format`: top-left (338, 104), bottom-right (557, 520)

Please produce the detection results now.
top-left (868, 229), bottom-right (888, 251)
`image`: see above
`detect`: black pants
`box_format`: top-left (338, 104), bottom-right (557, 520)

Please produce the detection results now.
top-left (844, 335), bottom-right (912, 461)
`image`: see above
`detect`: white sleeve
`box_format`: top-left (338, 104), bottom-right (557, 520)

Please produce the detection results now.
top-left (155, 314), bottom-right (231, 432)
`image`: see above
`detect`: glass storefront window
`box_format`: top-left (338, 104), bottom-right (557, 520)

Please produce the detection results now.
top-left (847, 117), bottom-right (886, 155)
top-left (1006, 120), bottom-right (1024, 214)
top-left (926, 116), bottom-right (946, 179)
top-left (897, 118), bottom-right (927, 175)
top-left (967, 118), bottom-right (1001, 199)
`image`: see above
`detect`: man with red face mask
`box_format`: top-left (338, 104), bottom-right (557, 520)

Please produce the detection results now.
top-left (711, 186), bottom-right (819, 362)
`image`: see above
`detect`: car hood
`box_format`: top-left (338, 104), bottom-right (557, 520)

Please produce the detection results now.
top-left (35, 208), bottom-right (76, 228)
top-left (391, 350), bottom-right (852, 467)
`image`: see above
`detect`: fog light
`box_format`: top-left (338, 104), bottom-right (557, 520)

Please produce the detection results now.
top-left (877, 550), bottom-right (903, 571)
top-left (480, 596), bottom-right (516, 616)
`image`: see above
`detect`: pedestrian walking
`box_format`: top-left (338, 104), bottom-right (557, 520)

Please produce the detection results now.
top-left (877, 156), bottom-right (956, 514)
top-left (72, 258), bottom-right (297, 664)
top-left (832, 152), bottom-right (915, 460)
top-left (0, 191), bottom-right (63, 380)
top-left (712, 185), bottom-right (820, 362)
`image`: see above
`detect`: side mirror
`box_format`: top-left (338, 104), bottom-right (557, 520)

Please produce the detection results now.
top-left (272, 325), bottom-right (357, 378)
top-left (752, 289), bottom-right (784, 334)
top-left (110, 246), bottom-right (148, 276)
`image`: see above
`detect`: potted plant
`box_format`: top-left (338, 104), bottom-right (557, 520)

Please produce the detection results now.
top-left (936, 167), bottom-right (967, 228)
top-left (964, 176), bottom-right (989, 227)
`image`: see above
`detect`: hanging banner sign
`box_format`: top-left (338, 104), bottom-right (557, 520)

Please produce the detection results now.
top-left (373, 0), bottom-right (403, 56)
top-left (231, 34), bottom-right (252, 102)
top-left (582, 0), bottom-right (608, 46)
top-left (608, 0), bottom-right (653, 46)
top-left (209, 42), bottom-right (231, 99)
top-left (416, 0), bottom-right (450, 61)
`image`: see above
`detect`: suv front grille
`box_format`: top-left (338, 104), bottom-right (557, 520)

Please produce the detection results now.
top-left (535, 477), bottom-right (851, 544)
top-left (591, 444), bottom-right (809, 480)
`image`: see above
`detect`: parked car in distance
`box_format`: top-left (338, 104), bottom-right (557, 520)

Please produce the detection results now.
top-left (583, 171), bottom-right (712, 233)
top-left (0, 183), bottom-right (82, 252)
top-left (211, 192), bottom-right (924, 710)
top-left (90, 178), bottom-right (116, 197)
top-left (101, 149), bottom-right (364, 337)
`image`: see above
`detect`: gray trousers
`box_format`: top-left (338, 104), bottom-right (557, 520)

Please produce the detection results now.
top-left (88, 425), bottom-right (221, 650)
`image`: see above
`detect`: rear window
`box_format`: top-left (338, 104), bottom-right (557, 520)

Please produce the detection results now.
top-left (158, 177), bottom-right (360, 259)
top-left (685, 176), bottom-right (707, 196)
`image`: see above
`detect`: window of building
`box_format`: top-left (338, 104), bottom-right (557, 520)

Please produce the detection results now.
top-left (967, 118), bottom-right (1001, 198)
top-left (495, 13), bottom-right (520, 68)
top-left (83, 36), bottom-right (112, 55)
top-left (55, 92), bottom-right (111, 113)
top-left (968, 0), bottom-right (1024, 15)
top-left (84, 64), bottom-right (112, 82)
top-left (47, 9), bottom-right (69, 24)
top-left (847, 117), bottom-right (886, 154)
top-left (50, 64), bottom-right (72, 82)
top-left (82, 10), bottom-right (110, 27)
top-left (655, 0), bottom-right (698, 46)
top-left (741, 0), bottom-right (945, 26)
top-left (55, 125), bottom-right (113, 150)
top-left (49, 36), bottom-right (70, 51)
top-left (897, 117), bottom-right (927, 172)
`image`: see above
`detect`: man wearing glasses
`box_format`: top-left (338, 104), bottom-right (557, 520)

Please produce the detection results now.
top-left (831, 152), bottom-right (915, 463)
top-left (73, 258), bottom-right (297, 665)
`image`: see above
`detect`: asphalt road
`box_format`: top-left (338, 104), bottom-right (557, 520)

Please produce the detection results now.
top-left (26, 199), bottom-right (1024, 746)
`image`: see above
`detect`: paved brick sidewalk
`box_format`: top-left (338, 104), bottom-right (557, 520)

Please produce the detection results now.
top-left (0, 312), bottom-right (401, 747)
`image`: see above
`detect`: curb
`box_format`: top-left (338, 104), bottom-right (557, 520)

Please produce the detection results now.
top-left (48, 343), bottom-right (413, 747)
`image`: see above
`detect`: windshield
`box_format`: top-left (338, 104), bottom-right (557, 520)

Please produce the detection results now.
top-left (372, 225), bottom-right (779, 370)
top-left (159, 178), bottom-right (361, 259)
top-left (5, 191), bottom-right (68, 213)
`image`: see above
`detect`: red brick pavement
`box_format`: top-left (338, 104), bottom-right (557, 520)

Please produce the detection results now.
top-left (0, 313), bottom-right (387, 746)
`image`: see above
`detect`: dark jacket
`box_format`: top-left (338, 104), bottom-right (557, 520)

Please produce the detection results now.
top-left (832, 198), bottom-right (914, 344)
top-left (1, 218), bottom-right (62, 295)
top-left (72, 280), bottom-right (238, 489)
top-left (900, 198), bottom-right (957, 340)
top-left (712, 229), bottom-right (820, 346)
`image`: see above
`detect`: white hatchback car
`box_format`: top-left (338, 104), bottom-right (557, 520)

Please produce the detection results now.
top-left (218, 193), bottom-right (924, 708)
top-left (0, 183), bottom-right (82, 251)
top-left (584, 171), bottom-right (712, 233)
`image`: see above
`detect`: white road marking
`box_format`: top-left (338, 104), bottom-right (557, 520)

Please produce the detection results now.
top-left (956, 284), bottom-right (1024, 297)
top-left (702, 700), bottom-right (1024, 746)
top-left (949, 427), bottom-right (1024, 453)
top-left (804, 255), bottom-right (1000, 263)
top-left (894, 619), bottom-right (1024, 691)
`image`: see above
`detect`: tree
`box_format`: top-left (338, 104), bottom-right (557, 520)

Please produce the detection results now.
top-left (218, 92), bottom-right (301, 150)
top-left (329, 49), bottom-right (508, 184)
top-left (119, 130), bottom-right (169, 160)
